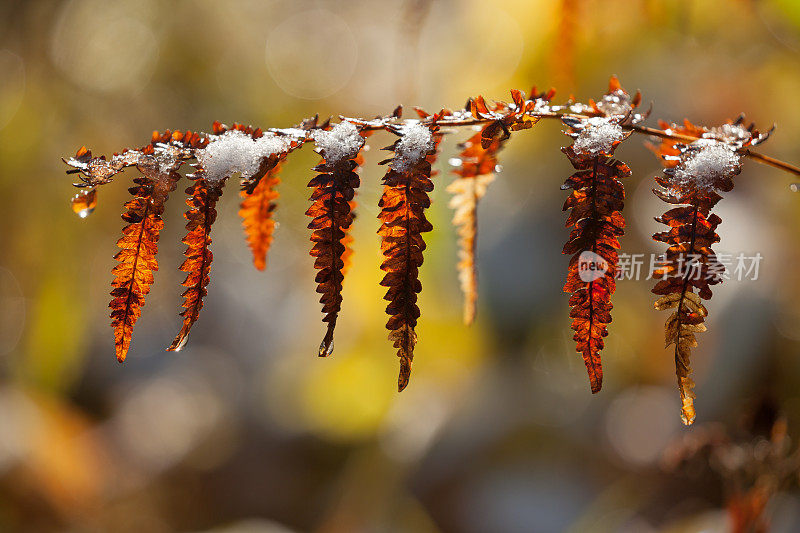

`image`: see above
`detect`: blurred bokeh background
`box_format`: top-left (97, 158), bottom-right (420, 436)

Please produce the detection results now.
top-left (2, 0), bottom-right (800, 531)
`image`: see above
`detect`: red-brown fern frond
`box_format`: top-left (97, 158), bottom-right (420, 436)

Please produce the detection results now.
top-left (561, 80), bottom-right (639, 393)
top-left (306, 121), bottom-right (367, 357)
top-left (169, 175), bottom-right (224, 352)
top-left (447, 121), bottom-right (509, 325)
top-left (379, 118), bottom-right (443, 391)
top-left (651, 118), bottom-right (769, 424)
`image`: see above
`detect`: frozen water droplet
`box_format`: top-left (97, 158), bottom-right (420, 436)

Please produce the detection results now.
top-left (71, 188), bottom-right (97, 218)
top-left (318, 339), bottom-right (334, 357)
top-left (790, 183), bottom-right (800, 192)
top-left (494, 164), bottom-right (503, 173)
top-left (448, 157), bottom-right (462, 167)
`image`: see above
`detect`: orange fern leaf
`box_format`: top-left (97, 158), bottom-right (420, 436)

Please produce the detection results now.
top-left (447, 124), bottom-right (507, 325)
top-left (560, 80), bottom-right (640, 393)
top-left (651, 117), bottom-right (770, 424)
top-left (169, 176), bottom-right (224, 351)
top-left (111, 174), bottom-right (177, 362)
top-left (66, 133), bottom-right (205, 362)
top-left (379, 119), bottom-right (442, 391)
top-left (211, 121), bottom-right (303, 270)
top-left (306, 121), bottom-right (367, 357)
top-left (239, 161), bottom-right (282, 271)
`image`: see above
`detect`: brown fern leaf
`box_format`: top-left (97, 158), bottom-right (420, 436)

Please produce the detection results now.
top-left (651, 117), bottom-right (770, 424)
top-left (239, 161), bottom-right (282, 271)
top-left (169, 176), bottom-right (224, 351)
top-left (306, 121), bottom-right (367, 357)
top-left (447, 124), bottom-right (508, 325)
top-left (379, 118), bottom-right (443, 391)
top-left (561, 80), bottom-right (640, 393)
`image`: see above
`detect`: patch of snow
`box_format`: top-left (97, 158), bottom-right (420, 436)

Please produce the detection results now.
top-left (196, 130), bottom-right (292, 182)
top-left (269, 127), bottom-right (309, 140)
top-left (672, 139), bottom-right (742, 190)
top-left (703, 123), bottom-right (752, 147)
top-left (572, 116), bottom-right (624, 155)
top-left (312, 121), bottom-right (364, 164)
top-left (391, 122), bottom-right (434, 173)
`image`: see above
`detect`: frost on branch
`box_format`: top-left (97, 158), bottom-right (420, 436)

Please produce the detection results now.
top-left (389, 121), bottom-right (435, 173)
top-left (572, 116), bottom-right (625, 156)
top-left (651, 116), bottom-right (770, 425)
top-left (668, 139), bottom-right (742, 193)
top-left (196, 128), bottom-right (294, 183)
top-left (307, 121), bottom-right (367, 357)
top-left (590, 75), bottom-right (642, 119)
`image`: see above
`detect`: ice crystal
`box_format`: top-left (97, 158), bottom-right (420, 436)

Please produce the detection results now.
top-left (704, 123), bottom-right (752, 147)
top-left (573, 117), bottom-right (624, 156)
top-left (672, 139), bottom-right (742, 191)
top-left (391, 122), bottom-right (434, 173)
top-left (312, 121), bottom-right (364, 164)
top-left (196, 130), bottom-right (292, 182)
top-left (596, 89), bottom-right (634, 117)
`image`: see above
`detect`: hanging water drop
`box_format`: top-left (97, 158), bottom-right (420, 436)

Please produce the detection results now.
top-left (790, 183), bottom-right (800, 192)
top-left (71, 188), bottom-right (97, 218)
top-left (494, 164), bottom-right (503, 173)
top-left (318, 338), bottom-right (334, 357)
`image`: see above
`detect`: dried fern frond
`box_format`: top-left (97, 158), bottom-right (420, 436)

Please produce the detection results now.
top-left (560, 78), bottom-right (639, 393)
top-left (239, 163), bottom-right (282, 271)
top-left (379, 118), bottom-right (443, 391)
top-left (651, 116), bottom-right (770, 424)
top-left (66, 132), bottom-right (206, 362)
top-left (306, 121), bottom-right (367, 357)
top-left (111, 149), bottom-right (183, 361)
top-left (170, 122), bottom-right (304, 352)
top-left (111, 176), bottom-right (173, 361)
top-left (169, 175), bottom-right (224, 352)
top-left (61, 83), bottom-right (798, 412)
top-left (447, 124), bottom-right (507, 325)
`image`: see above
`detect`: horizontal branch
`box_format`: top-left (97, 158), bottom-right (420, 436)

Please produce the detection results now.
top-left (353, 111), bottom-right (800, 178)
